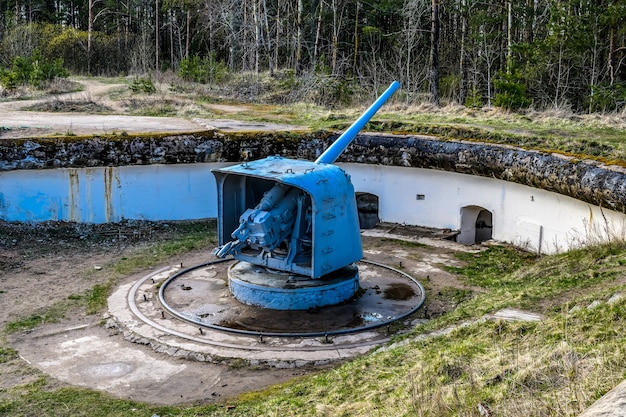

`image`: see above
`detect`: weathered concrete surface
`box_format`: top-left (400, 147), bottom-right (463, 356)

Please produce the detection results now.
top-left (0, 130), bottom-right (325, 169)
top-left (10, 321), bottom-right (302, 405)
top-left (3, 132), bottom-right (626, 213)
top-left (348, 135), bottom-right (626, 213)
top-left (578, 380), bottom-right (626, 417)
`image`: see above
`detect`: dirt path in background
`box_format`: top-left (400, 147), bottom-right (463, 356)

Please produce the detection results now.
top-left (0, 79), bottom-right (301, 138)
top-left (0, 79), bottom-right (126, 112)
top-left (0, 79), bottom-right (204, 137)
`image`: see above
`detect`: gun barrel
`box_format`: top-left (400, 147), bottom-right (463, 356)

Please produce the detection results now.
top-left (315, 80), bottom-right (400, 164)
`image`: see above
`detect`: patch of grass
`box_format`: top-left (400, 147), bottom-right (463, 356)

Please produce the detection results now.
top-left (85, 282), bottom-right (114, 315)
top-left (24, 99), bottom-right (113, 113)
top-left (4, 298), bottom-right (80, 334)
top-left (438, 287), bottom-right (473, 305)
top-left (0, 346), bottom-right (18, 363)
top-left (131, 103), bottom-right (177, 117)
top-left (111, 222), bottom-right (216, 276)
top-left (228, 358), bottom-right (249, 369)
top-left (380, 111), bottom-right (626, 164)
top-left (433, 242), bottom-right (626, 326)
top-left (445, 245), bottom-right (537, 288)
top-left (380, 237), bottom-right (430, 249)
top-left (0, 385), bottom-right (217, 417)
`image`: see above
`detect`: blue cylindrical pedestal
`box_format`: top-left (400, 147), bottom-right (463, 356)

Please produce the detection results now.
top-left (228, 261), bottom-right (359, 310)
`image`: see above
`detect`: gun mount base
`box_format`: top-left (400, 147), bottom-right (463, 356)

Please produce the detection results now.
top-left (228, 261), bottom-right (359, 310)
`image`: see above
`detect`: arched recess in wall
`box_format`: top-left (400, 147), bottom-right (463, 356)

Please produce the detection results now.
top-left (355, 192), bottom-right (380, 229)
top-left (457, 205), bottom-right (493, 244)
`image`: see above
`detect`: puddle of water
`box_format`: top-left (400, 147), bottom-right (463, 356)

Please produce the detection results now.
top-left (383, 283), bottom-right (415, 301)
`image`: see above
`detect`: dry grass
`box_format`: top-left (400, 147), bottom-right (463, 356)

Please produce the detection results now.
top-left (2, 234), bottom-right (626, 416)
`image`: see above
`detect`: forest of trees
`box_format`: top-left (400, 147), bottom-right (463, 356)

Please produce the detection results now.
top-left (1, 0), bottom-right (626, 112)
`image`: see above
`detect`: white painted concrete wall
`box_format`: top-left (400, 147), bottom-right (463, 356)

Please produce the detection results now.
top-left (0, 164), bottom-right (228, 223)
top-left (343, 163), bottom-right (626, 254)
top-left (2, 162), bottom-right (625, 254)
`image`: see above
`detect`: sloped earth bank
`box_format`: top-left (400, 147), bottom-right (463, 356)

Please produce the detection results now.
top-left (0, 221), bottom-right (476, 405)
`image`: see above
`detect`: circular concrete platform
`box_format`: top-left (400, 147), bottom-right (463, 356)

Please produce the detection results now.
top-left (108, 258), bottom-right (425, 366)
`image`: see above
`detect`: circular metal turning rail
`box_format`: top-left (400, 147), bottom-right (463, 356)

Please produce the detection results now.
top-left (157, 258), bottom-right (426, 338)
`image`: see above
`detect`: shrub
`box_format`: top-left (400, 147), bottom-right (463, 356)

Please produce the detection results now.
top-left (588, 82), bottom-right (626, 112)
top-left (465, 85), bottom-right (484, 108)
top-left (312, 76), bottom-right (356, 107)
top-left (178, 53), bottom-right (227, 84)
top-left (0, 50), bottom-right (68, 90)
top-left (129, 76), bottom-right (156, 94)
top-left (494, 71), bottom-right (532, 110)
top-left (46, 28), bottom-right (89, 73)
top-left (0, 68), bottom-right (19, 90)
top-left (440, 75), bottom-right (460, 101)
top-left (1, 23), bottom-right (135, 75)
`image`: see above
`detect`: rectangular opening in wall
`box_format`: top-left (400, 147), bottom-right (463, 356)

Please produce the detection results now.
top-left (416, 194), bottom-right (426, 200)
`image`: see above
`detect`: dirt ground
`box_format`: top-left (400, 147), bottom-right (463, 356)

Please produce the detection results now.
top-left (0, 220), bottom-right (479, 405)
top-left (0, 221), bottom-right (314, 404)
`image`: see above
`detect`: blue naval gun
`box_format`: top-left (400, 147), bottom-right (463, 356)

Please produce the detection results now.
top-left (212, 81), bottom-right (400, 310)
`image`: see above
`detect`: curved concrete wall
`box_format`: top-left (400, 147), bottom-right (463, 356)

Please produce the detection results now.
top-left (2, 161), bottom-right (625, 254)
top-left (0, 164), bottom-right (226, 223)
top-left (344, 164), bottom-right (626, 254)
top-left (4, 133), bottom-right (626, 213)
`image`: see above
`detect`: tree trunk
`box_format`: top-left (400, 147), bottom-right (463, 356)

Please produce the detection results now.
top-left (609, 26), bottom-right (615, 86)
top-left (227, 3), bottom-right (239, 70)
top-left (459, 0), bottom-right (467, 104)
top-left (295, 0), bottom-right (303, 74)
top-left (589, 16), bottom-right (599, 113)
top-left (169, 9), bottom-right (174, 69)
top-left (506, 0), bottom-right (512, 73)
top-left (253, 0), bottom-right (260, 74)
top-left (352, 0), bottom-right (359, 75)
top-left (274, 0), bottom-right (280, 71)
top-left (429, 0), bottom-right (439, 105)
top-left (185, 9), bottom-right (190, 58)
top-left (88, 0), bottom-right (93, 73)
top-left (261, 0), bottom-right (274, 75)
top-left (331, 0), bottom-right (340, 75)
top-left (525, 0), bottom-right (534, 44)
top-left (155, 0), bottom-right (159, 73)
top-left (314, 0), bottom-right (323, 67)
